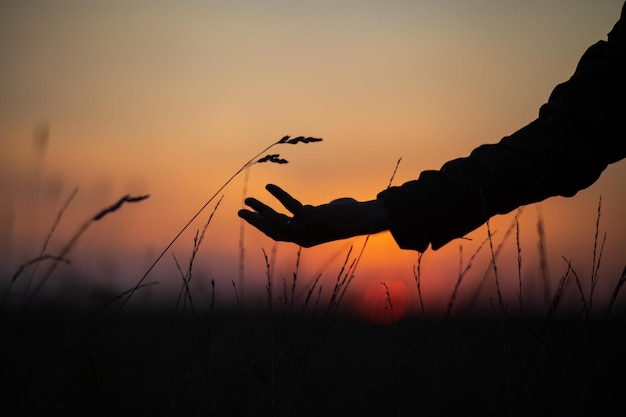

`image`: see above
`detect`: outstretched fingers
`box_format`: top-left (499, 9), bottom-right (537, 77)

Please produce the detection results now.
top-left (238, 201), bottom-right (289, 241)
top-left (237, 184), bottom-right (308, 243)
top-left (242, 195), bottom-right (288, 220)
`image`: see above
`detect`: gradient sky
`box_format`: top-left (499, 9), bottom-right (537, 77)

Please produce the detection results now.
top-left (1, 1), bottom-right (625, 318)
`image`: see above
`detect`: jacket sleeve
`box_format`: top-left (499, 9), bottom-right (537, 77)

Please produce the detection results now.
top-left (377, 4), bottom-right (626, 252)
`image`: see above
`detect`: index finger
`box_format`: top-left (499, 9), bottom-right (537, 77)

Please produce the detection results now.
top-left (266, 184), bottom-right (304, 215)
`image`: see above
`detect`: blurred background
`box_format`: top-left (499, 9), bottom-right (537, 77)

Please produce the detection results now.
top-left (1, 0), bottom-right (625, 320)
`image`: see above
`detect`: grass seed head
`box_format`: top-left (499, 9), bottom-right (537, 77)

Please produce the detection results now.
top-left (257, 154), bottom-right (289, 164)
top-left (277, 135), bottom-right (323, 145)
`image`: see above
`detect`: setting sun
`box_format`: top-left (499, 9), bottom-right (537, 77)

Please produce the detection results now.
top-left (359, 279), bottom-right (410, 324)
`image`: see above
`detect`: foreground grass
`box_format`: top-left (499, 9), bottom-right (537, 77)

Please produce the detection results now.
top-left (2, 300), bottom-right (626, 416)
top-left (3, 214), bottom-right (626, 416)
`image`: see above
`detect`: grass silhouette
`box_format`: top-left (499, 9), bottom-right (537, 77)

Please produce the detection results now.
top-left (4, 191), bottom-right (149, 309)
top-left (2, 141), bottom-right (626, 416)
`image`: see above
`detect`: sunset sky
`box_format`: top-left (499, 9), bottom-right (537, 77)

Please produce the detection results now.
top-left (1, 1), bottom-right (625, 318)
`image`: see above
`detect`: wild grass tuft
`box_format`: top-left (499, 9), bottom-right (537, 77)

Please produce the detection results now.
top-left (3, 187), bottom-right (78, 307)
top-left (466, 211), bottom-right (521, 314)
top-left (6, 191), bottom-right (149, 308)
top-left (445, 235), bottom-right (489, 320)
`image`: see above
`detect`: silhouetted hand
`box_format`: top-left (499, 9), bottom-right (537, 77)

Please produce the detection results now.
top-left (238, 184), bottom-right (390, 247)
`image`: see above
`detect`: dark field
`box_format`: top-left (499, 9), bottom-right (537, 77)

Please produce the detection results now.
top-left (3, 301), bottom-right (626, 417)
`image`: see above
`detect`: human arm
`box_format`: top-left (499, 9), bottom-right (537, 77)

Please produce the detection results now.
top-left (377, 5), bottom-right (626, 252)
top-left (238, 184), bottom-right (390, 248)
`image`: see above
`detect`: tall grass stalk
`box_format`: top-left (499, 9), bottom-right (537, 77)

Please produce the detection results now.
top-left (380, 281), bottom-right (395, 324)
top-left (302, 273), bottom-right (322, 315)
top-left (326, 246), bottom-right (355, 317)
top-left (232, 280), bottom-right (241, 310)
top-left (445, 236), bottom-right (489, 320)
top-left (121, 135), bottom-right (322, 312)
top-left (412, 252), bottom-right (426, 321)
top-left (289, 247), bottom-right (302, 312)
top-left (568, 259), bottom-right (590, 319)
top-left (589, 196), bottom-right (606, 311)
top-left (536, 207), bottom-right (551, 306)
top-left (546, 261), bottom-right (573, 322)
top-left (515, 215), bottom-right (523, 316)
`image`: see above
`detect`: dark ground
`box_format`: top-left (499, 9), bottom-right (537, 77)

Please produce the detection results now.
top-left (2, 301), bottom-right (626, 417)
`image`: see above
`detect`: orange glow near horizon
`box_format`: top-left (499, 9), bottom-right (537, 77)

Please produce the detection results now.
top-left (360, 280), bottom-right (410, 325)
top-left (1, 1), bottom-right (625, 315)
